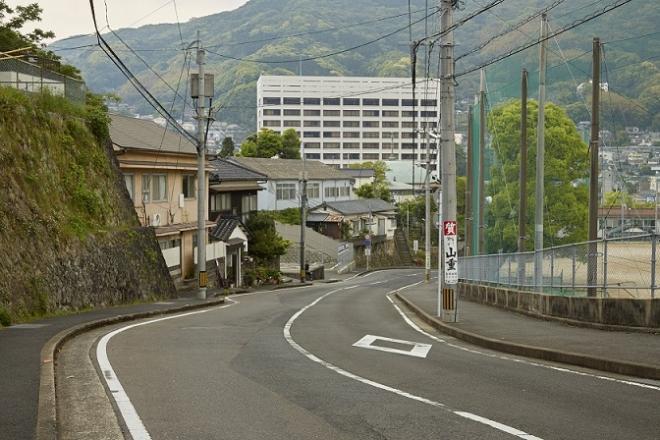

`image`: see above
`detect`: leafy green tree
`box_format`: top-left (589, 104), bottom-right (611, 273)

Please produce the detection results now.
top-left (280, 128), bottom-right (302, 159)
top-left (485, 100), bottom-right (589, 253)
top-left (219, 137), bottom-right (235, 158)
top-left (245, 212), bottom-right (290, 266)
top-left (239, 128), bottom-right (301, 159)
top-left (0, 2), bottom-right (81, 78)
top-left (350, 161), bottom-right (392, 202)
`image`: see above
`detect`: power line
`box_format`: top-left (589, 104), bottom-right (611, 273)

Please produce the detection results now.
top-left (604, 30), bottom-right (660, 44)
top-left (455, 0), bottom-right (567, 61)
top-left (455, 0), bottom-right (635, 78)
top-left (205, 9), bottom-right (440, 64)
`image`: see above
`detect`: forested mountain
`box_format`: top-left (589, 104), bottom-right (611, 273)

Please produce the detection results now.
top-left (53, 0), bottom-right (659, 136)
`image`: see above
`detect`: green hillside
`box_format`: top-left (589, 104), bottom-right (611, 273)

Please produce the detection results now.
top-left (53, 0), bottom-right (659, 137)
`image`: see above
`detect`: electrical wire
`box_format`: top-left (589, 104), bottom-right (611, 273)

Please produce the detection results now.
top-left (454, 0), bottom-right (635, 78)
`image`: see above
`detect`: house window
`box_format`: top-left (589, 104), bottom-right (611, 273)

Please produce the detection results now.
top-left (421, 99), bottom-right (438, 107)
top-left (343, 110), bottom-right (360, 117)
top-left (323, 142), bottom-right (340, 149)
top-left (263, 120), bottom-right (280, 127)
top-left (283, 97), bottom-right (301, 105)
top-left (363, 110), bottom-right (379, 117)
top-left (343, 121), bottom-right (359, 128)
top-left (363, 121), bottom-right (380, 128)
top-left (276, 183), bottom-right (297, 200)
top-left (383, 121), bottom-right (399, 128)
top-left (263, 97), bottom-right (281, 105)
top-left (323, 110), bottom-right (340, 117)
top-left (324, 186), bottom-right (339, 198)
top-left (241, 194), bottom-right (257, 213)
top-left (343, 153), bottom-right (360, 160)
top-left (382, 110), bottom-right (399, 117)
top-left (343, 142), bottom-right (359, 149)
top-left (304, 109), bottom-right (321, 116)
top-left (363, 132), bottom-right (380, 138)
top-left (263, 109), bottom-right (280, 116)
top-left (210, 193), bottom-right (231, 212)
top-left (402, 111), bottom-right (417, 117)
top-left (124, 174), bottom-right (134, 200)
top-left (343, 98), bottom-right (360, 105)
top-left (142, 174), bottom-right (167, 203)
top-left (283, 120), bottom-right (301, 127)
top-left (304, 120), bottom-right (321, 127)
top-left (303, 97), bottom-right (320, 105)
top-left (283, 109), bottom-right (300, 116)
top-left (362, 98), bottom-right (379, 106)
top-left (344, 132), bottom-right (360, 138)
top-left (323, 131), bottom-right (341, 138)
top-left (382, 99), bottom-right (399, 106)
top-left (363, 153), bottom-right (380, 160)
top-left (324, 120), bottom-right (341, 127)
top-left (402, 99), bottom-right (418, 106)
top-left (158, 238), bottom-right (181, 250)
top-left (304, 142), bottom-right (320, 149)
top-left (182, 175), bottom-right (196, 199)
top-left (323, 98), bottom-right (340, 105)
top-left (339, 187), bottom-right (350, 197)
top-left (304, 131), bottom-right (321, 138)
top-left (421, 111), bottom-right (437, 118)
top-left (307, 183), bottom-right (320, 199)
top-left (363, 142), bottom-right (379, 149)
top-left (305, 153), bottom-right (321, 160)
top-left (323, 153), bottom-right (340, 160)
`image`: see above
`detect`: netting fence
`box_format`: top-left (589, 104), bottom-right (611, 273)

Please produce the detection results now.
top-left (0, 57), bottom-right (86, 103)
top-left (460, 234), bottom-right (658, 299)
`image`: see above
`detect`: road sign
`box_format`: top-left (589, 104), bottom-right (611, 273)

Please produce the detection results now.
top-left (364, 239), bottom-right (372, 248)
top-left (443, 221), bottom-right (458, 284)
top-left (413, 240), bottom-right (419, 253)
top-left (443, 221), bottom-right (457, 236)
top-left (365, 248), bottom-right (371, 256)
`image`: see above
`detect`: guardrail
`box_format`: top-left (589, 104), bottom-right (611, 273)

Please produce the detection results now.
top-left (460, 234), bottom-right (658, 299)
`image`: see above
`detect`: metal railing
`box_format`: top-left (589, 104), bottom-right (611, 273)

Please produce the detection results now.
top-left (460, 234), bottom-right (657, 299)
top-left (0, 57), bottom-right (86, 103)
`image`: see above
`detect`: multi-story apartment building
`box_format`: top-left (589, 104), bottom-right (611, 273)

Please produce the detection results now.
top-left (256, 75), bottom-right (440, 168)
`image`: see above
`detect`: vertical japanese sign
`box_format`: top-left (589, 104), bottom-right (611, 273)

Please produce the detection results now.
top-left (443, 221), bottom-right (458, 284)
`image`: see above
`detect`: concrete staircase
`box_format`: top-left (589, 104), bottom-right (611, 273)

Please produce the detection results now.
top-left (394, 228), bottom-right (414, 265)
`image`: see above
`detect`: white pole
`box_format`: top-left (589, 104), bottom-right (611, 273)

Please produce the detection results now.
top-left (195, 31), bottom-right (208, 300)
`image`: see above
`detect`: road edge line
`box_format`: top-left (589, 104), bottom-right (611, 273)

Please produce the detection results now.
top-left (394, 292), bottom-right (660, 381)
top-left (35, 297), bottom-right (225, 440)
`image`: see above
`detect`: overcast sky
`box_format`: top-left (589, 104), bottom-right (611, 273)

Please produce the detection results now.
top-left (16, 0), bottom-right (249, 42)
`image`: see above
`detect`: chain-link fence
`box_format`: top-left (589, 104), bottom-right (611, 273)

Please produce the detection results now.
top-left (460, 234), bottom-right (658, 299)
top-left (0, 57), bottom-right (86, 103)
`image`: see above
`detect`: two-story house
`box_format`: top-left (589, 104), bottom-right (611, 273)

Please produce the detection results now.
top-left (229, 157), bottom-right (355, 211)
top-left (110, 114), bottom-right (247, 285)
top-left (209, 158), bottom-right (267, 223)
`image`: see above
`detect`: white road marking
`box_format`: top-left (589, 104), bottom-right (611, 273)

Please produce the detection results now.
top-left (96, 300), bottom-right (237, 440)
top-left (386, 289), bottom-right (660, 392)
top-left (368, 280), bottom-right (388, 285)
top-left (353, 334), bottom-right (432, 358)
top-left (283, 286), bottom-right (544, 439)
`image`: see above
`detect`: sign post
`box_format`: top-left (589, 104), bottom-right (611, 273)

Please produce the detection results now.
top-left (442, 220), bottom-right (458, 321)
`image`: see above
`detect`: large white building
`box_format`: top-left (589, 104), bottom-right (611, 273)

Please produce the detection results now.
top-left (256, 75), bottom-right (441, 168)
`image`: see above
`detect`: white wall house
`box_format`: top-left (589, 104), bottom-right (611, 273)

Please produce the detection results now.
top-left (257, 75), bottom-right (441, 168)
top-left (230, 157), bottom-right (355, 211)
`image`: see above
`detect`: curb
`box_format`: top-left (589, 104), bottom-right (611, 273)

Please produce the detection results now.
top-left (394, 292), bottom-right (660, 381)
top-left (36, 297), bottom-right (225, 440)
top-left (272, 282), bottom-right (314, 290)
top-left (354, 266), bottom-right (418, 277)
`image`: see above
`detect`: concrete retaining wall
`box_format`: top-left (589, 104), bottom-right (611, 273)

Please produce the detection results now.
top-left (458, 283), bottom-right (660, 329)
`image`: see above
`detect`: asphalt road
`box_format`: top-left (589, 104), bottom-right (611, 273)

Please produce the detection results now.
top-left (99, 270), bottom-right (660, 439)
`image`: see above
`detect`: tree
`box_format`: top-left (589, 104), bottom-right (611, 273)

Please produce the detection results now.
top-left (349, 161), bottom-right (392, 202)
top-left (239, 128), bottom-right (301, 159)
top-left (0, 2), bottom-right (81, 78)
top-left (244, 212), bottom-right (290, 266)
top-left (485, 100), bottom-right (589, 253)
top-left (219, 137), bottom-right (235, 158)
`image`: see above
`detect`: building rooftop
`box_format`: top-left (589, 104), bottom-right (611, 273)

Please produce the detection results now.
top-left (315, 198), bottom-right (396, 216)
top-left (341, 168), bottom-right (375, 179)
top-left (109, 114), bottom-right (198, 155)
top-left (210, 158), bottom-right (267, 182)
top-left (231, 157), bottom-right (352, 181)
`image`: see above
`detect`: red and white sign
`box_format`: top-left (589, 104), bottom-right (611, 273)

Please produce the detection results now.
top-left (443, 221), bottom-right (457, 236)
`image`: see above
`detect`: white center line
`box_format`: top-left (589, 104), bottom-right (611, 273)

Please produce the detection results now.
top-left (283, 285), bottom-right (544, 439)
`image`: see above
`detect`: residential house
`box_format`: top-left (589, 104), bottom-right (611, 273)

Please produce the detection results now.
top-left (341, 168), bottom-right (375, 190)
top-left (110, 114), bottom-right (247, 284)
top-left (209, 158), bottom-right (266, 223)
top-left (307, 198), bottom-right (398, 248)
top-left (230, 157), bottom-right (355, 211)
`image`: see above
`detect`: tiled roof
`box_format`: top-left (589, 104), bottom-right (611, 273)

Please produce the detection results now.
top-left (342, 168), bottom-right (375, 178)
top-left (210, 217), bottom-right (246, 242)
top-left (210, 158), bottom-right (267, 182)
top-left (231, 157), bottom-right (352, 180)
top-left (318, 198), bottom-right (396, 215)
top-left (109, 114), bottom-right (198, 155)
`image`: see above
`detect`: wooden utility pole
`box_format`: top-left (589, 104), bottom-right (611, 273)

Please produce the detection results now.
top-left (587, 37), bottom-right (601, 297)
top-left (478, 70), bottom-right (486, 255)
top-left (465, 106), bottom-right (473, 257)
top-left (518, 69), bottom-right (528, 285)
top-left (534, 14), bottom-right (548, 292)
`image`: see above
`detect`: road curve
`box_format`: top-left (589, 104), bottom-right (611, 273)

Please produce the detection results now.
top-left (97, 269), bottom-right (660, 439)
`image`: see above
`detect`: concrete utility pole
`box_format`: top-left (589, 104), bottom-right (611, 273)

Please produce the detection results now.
top-left (478, 69), bottom-right (486, 255)
top-left (439, 0), bottom-right (458, 322)
top-left (299, 167), bottom-right (307, 283)
top-left (193, 31), bottom-right (209, 300)
top-left (534, 14), bottom-right (548, 292)
top-left (518, 69), bottom-right (528, 286)
top-left (425, 120), bottom-right (432, 282)
top-left (465, 105), bottom-right (473, 257)
top-left (587, 37), bottom-right (600, 297)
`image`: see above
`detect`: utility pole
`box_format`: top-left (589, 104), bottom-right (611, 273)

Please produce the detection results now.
top-left (299, 167), bottom-right (307, 283)
top-left (478, 69), bottom-right (486, 255)
top-left (425, 118), bottom-right (432, 282)
top-left (534, 14), bottom-right (548, 292)
top-left (587, 37), bottom-right (600, 297)
top-left (439, 0), bottom-right (458, 322)
top-left (518, 69), bottom-right (528, 286)
top-left (465, 105), bottom-right (473, 257)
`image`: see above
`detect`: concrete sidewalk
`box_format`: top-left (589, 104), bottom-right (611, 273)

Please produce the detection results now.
top-left (0, 292), bottom-right (229, 440)
top-left (398, 284), bottom-right (660, 379)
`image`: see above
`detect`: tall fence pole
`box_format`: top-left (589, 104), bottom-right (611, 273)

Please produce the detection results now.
top-left (587, 37), bottom-right (601, 297)
top-left (652, 233), bottom-right (657, 299)
top-left (572, 246), bottom-right (576, 294)
top-left (550, 248), bottom-right (555, 292)
top-left (603, 238), bottom-right (608, 298)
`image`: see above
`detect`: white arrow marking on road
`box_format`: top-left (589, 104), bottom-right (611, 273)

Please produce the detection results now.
top-left (353, 334), bottom-right (432, 358)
